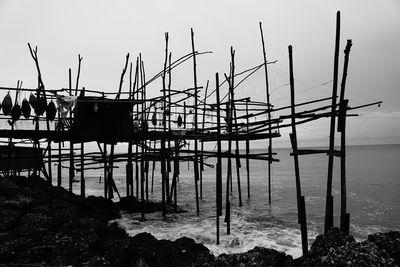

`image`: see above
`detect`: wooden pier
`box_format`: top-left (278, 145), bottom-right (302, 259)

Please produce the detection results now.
top-left (0, 12), bottom-right (381, 255)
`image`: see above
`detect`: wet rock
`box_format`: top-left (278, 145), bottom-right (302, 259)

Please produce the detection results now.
top-left (368, 231), bottom-right (400, 263)
top-left (48, 199), bottom-right (80, 229)
top-left (322, 240), bottom-right (396, 266)
top-left (0, 209), bottom-right (21, 231)
top-left (9, 175), bottom-right (29, 188)
top-left (17, 213), bottom-right (53, 240)
top-left (216, 247), bottom-right (292, 267)
top-left (2, 175), bottom-right (399, 267)
top-left (2, 192), bottom-right (35, 210)
top-left (0, 237), bottom-right (34, 263)
top-left (84, 195), bottom-right (118, 222)
top-left (297, 227), bottom-right (356, 266)
top-left (0, 178), bottom-right (20, 197)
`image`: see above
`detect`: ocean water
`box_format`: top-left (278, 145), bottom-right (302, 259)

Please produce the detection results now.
top-left (66, 144), bottom-right (400, 258)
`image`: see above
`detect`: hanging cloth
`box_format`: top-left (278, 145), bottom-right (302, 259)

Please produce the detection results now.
top-left (11, 103), bottom-right (21, 121)
top-left (36, 97), bottom-right (47, 116)
top-left (29, 93), bottom-right (37, 110)
top-left (2, 92), bottom-right (13, 115)
top-left (56, 95), bottom-right (77, 118)
top-left (151, 111), bottom-right (157, 126)
top-left (46, 100), bottom-right (57, 121)
top-left (21, 98), bottom-right (31, 119)
top-left (177, 114), bottom-right (183, 127)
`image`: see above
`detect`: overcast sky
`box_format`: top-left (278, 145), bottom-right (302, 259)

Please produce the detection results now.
top-left (0, 0), bottom-right (399, 146)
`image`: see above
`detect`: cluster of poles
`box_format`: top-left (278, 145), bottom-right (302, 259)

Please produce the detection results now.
top-left (0, 11), bottom-right (382, 255)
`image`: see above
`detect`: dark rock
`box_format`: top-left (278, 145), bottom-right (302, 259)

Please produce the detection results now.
top-left (2, 192), bottom-right (35, 210)
top-left (0, 209), bottom-right (21, 232)
top-left (0, 237), bottom-right (34, 263)
top-left (216, 247), bottom-right (291, 267)
top-left (368, 231), bottom-right (400, 264)
top-left (16, 213), bottom-right (53, 240)
top-left (314, 239), bottom-right (396, 266)
top-left (51, 185), bottom-right (84, 206)
top-left (0, 178), bottom-right (20, 197)
top-left (3, 175), bottom-right (399, 267)
top-left (9, 176), bottom-right (28, 188)
top-left (84, 195), bottom-right (118, 222)
top-left (297, 227), bottom-right (356, 266)
top-left (48, 199), bottom-right (80, 229)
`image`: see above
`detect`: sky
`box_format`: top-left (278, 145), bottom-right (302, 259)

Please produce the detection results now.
top-left (0, 0), bottom-right (399, 147)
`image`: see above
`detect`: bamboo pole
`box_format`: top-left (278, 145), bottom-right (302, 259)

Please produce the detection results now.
top-left (191, 28), bottom-right (200, 216)
top-left (103, 143), bottom-right (108, 198)
top-left (339, 39), bottom-right (352, 235)
top-left (68, 68), bottom-right (74, 192)
top-left (200, 81), bottom-right (209, 199)
top-left (246, 100), bottom-right (250, 199)
top-left (80, 87), bottom-right (85, 197)
top-left (140, 55), bottom-right (146, 220)
top-left (161, 32), bottom-right (169, 217)
top-left (288, 45), bottom-right (308, 255)
top-left (259, 22), bottom-right (273, 204)
top-left (224, 73), bottom-right (232, 235)
top-left (126, 61), bottom-right (134, 197)
top-left (216, 72), bottom-right (222, 245)
top-left (230, 47), bottom-right (243, 207)
top-left (325, 11), bottom-right (341, 234)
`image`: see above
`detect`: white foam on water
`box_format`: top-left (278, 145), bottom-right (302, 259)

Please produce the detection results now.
top-left (115, 211), bottom-right (321, 258)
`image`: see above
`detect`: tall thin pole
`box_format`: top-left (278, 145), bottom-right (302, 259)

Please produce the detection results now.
top-left (230, 47), bottom-right (243, 207)
top-left (288, 45), bottom-right (308, 255)
top-left (68, 68), bottom-right (74, 192)
top-left (191, 28), bottom-right (200, 215)
top-left (259, 22), bottom-right (273, 204)
top-left (245, 100), bottom-right (250, 199)
top-left (339, 39), bottom-right (352, 234)
top-left (127, 61), bottom-right (133, 197)
top-left (200, 81), bottom-right (209, 199)
top-left (325, 11), bottom-right (341, 234)
top-left (216, 72), bottom-right (222, 245)
top-left (161, 33), bottom-right (169, 217)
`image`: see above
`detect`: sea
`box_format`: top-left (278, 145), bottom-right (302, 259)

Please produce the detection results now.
top-left (66, 144), bottom-right (400, 258)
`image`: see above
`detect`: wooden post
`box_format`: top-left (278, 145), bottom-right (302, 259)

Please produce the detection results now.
top-left (224, 75), bottom-right (232, 235)
top-left (140, 56), bottom-right (146, 220)
top-left (288, 45), bottom-right (308, 255)
top-left (151, 140), bottom-right (156, 193)
top-left (80, 141), bottom-right (85, 197)
top-left (103, 143), bottom-right (108, 198)
top-left (230, 47), bottom-right (243, 207)
top-left (74, 55), bottom-right (82, 96)
top-left (57, 86), bottom-right (62, 187)
top-left (161, 32), bottom-right (169, 217)
top-left (259, 22), bottom-right (273, 204)
top-left (135, 63), bottom-right (140, 199)
top-left (169, 139), bottom-right (180, 210)
top-left (191, 28), bottom-right (200, 216)
top-left (165, 51), bottom-right (171, 203)
top-left (126, 61), bottom-right (134, 197)
top-left (68, 68), bottom-right (74, 192)
top-left (339, 39), bottom-right (352, 235)
top-left (325, 11), bottom-right (341, 234)
top-left (216, 72), bottom-right (222, 245)
top-left (108, 145), bottom-right (115, 200)
top-left (200, 81), bottom-right (209, 200)
top-left (80, 88), bottom-right (85, 197)
top-left (245, 100), bottom-right (250, 199)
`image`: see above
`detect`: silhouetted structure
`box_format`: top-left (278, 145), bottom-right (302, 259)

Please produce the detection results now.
top-left (0, 12), bottom-right (382, 255)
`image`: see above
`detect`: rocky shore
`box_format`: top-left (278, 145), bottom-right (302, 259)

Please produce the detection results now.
top-left (1, 175), bottom-right (399, 266)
